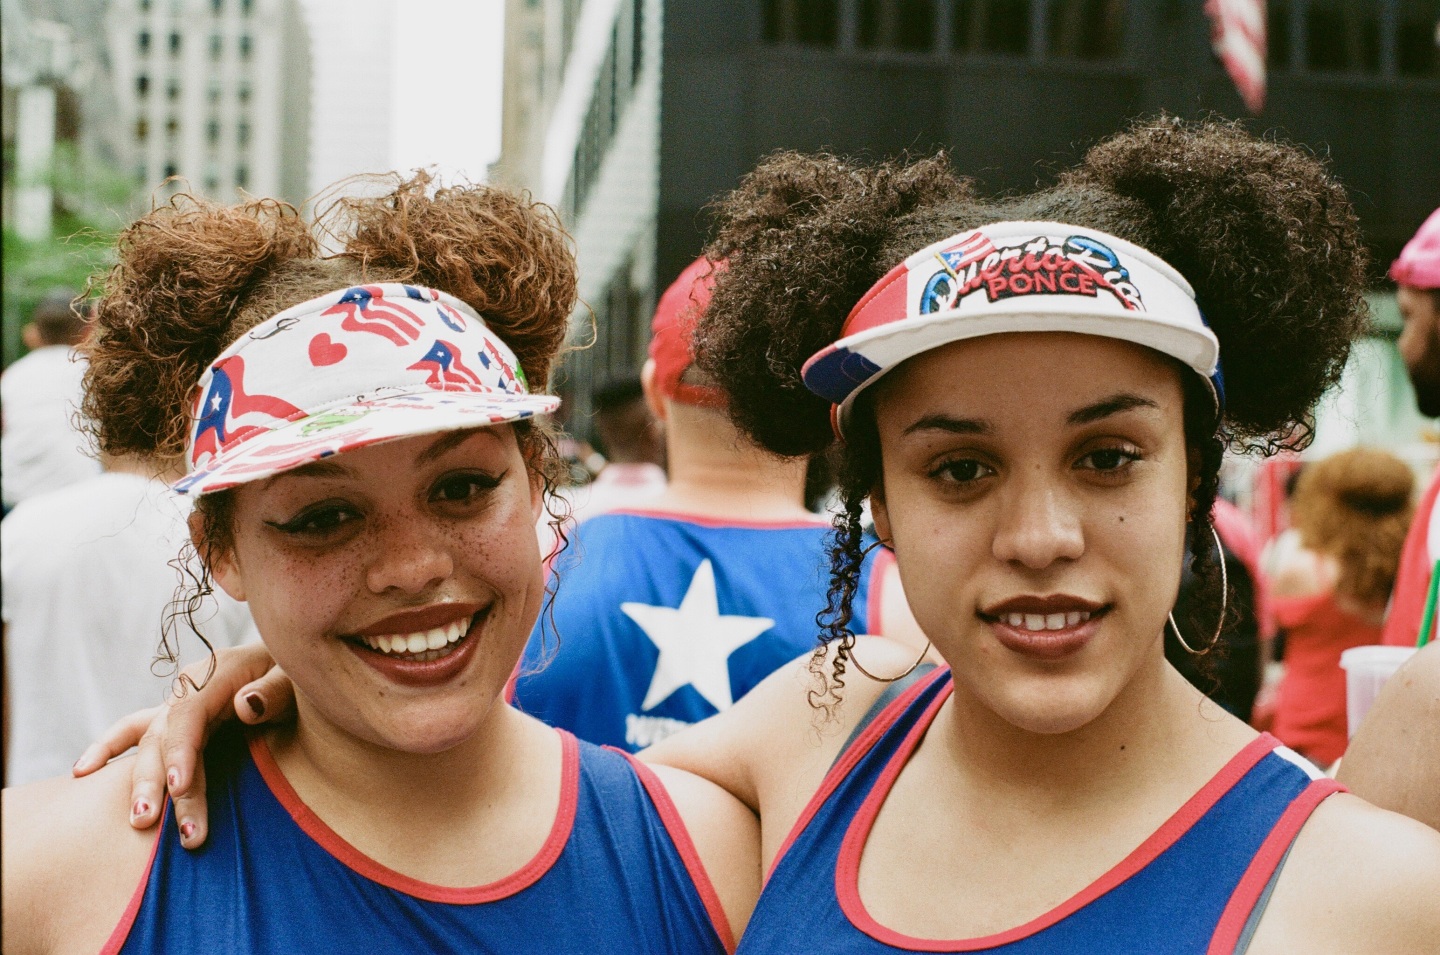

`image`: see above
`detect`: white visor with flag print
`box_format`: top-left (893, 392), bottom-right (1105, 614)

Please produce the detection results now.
top-left (175, 283), bottom-right (558, 496)
top-left (801, 221), bottom-right (1223, 437)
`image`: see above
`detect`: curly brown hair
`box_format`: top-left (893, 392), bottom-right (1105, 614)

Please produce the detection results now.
top-left (693, 116), bottom-right (1370, 703)
top-left (1290, 448), bottom-right (1414, 608)
top-left (80, 171), bottom-right (578, 689)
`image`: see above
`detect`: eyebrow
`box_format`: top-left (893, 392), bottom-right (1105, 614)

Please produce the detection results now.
top-left (902, 414), bottom-right (993, 437)
top-left (259, 458), bottom-right (350, 490)
top-left (1066, 393), bottom-right (1161, 426)
top-left (899, 392), bottom-right (1160, 437)
top-left (417, 426), bottom-right (499, 464)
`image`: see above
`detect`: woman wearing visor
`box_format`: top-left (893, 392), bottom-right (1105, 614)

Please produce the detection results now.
top-left (1, 177), bottom-right (755, 954)
top-left (73, 120), bottom-right (1440, 951)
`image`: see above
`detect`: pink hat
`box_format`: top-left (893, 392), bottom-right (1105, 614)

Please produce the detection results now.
top-left (1390, 208), bottom-right (1440, 290)
top-left (648, 256), bottom-right (725, 407)
top-left (174, 283), bottom-right (558, 496)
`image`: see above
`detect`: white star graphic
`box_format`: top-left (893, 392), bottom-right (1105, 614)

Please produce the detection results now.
top-left (622, 560), bottom-right (775, 713)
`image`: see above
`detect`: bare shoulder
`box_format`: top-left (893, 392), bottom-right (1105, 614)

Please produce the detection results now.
top-left (642, 637), bottom-right (916, 810)
top-left (1253, 792), bottom-right (1440, 953)
top-left (644, 763), bottom-right (760, 943)
top-left (2, 759), bottom-right (160, 955)
top-left (1338, 643), bottom-right (1440, 830)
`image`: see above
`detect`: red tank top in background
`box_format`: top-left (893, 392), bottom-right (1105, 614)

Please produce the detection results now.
top-left (1271, 591), bottom-right (1382, 766)
top-left (1382, 467), bottom-right (1440, 647)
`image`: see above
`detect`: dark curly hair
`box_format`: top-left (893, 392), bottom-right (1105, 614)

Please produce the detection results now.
top-left (81, 171), bottom-right (579, 690)
top-left (693, 116), bottom-right (1369, 705)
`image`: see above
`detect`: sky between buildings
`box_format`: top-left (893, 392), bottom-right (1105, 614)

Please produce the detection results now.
top-left (305, 0), bottom-right (503, 193)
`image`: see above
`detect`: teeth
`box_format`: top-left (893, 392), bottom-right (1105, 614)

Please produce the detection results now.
top-left (1002, 610), bottom-right (1093, 632)
top-left (359, 616), bottom-right (472, 657)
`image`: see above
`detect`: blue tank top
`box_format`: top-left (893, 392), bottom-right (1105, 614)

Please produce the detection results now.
top-left (513, 509), bottom-right (888, 751)
top-left (106, 726), bottom-right (732, 954)
top-left (740, 669), bottom-right (1342, 954)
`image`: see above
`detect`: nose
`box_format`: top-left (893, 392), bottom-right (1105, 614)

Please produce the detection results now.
top-left (365, 514), bottom-right (454, 595)
top-left (990, 470), bottom-right (1085, 570)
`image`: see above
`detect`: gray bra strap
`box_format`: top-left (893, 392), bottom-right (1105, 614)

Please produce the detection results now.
top-left (1231, 842), bottom-right (1297, 955)
top-left (831, 663), bottom-right (939, 768)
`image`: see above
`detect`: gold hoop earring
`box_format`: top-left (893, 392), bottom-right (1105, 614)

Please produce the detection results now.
top-left (1169, 524), bottom-right (1228, 655)
top-left (847, 638), bottom-right (933, 683)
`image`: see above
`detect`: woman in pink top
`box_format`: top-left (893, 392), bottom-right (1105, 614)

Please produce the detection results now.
top-left (1270, 449), bottom-right (1413, 766)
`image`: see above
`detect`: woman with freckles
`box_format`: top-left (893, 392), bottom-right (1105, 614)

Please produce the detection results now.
top-left (0, 176), bottom-right (756, 954)
top-left (76, 120), bottom-right (1440, 951)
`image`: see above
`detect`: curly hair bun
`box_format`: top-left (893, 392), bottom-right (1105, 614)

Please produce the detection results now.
top-left (1067, 116), bottom-right (1369, 444)
top-left (83, 195), bottom-right (317, 461)
top-left (697, 117), bottom-right (1369, 458)
top-left (84, 174), bottom-right (576, 464)
top-left (339, 172), bottom-right (576, 390)
top-left (695, 152), bottom-right (974, 456)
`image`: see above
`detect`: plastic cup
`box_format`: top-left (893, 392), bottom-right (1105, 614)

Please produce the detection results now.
top-left (1340, 645), bottom-right (1419, 738)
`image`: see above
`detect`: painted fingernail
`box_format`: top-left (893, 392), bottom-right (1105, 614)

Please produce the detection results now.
top-left (180, 821), bottom-right (196, 839)
top-left (167, 769), bottom-right (179, 790)
top-left (132, 800), bottom-right (150, 819)
top-left (245, 692), bottom-right (266, 718)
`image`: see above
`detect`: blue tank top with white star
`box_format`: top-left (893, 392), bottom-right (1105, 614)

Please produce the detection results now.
top-left (106, 726), bottom-right (732, 954)
top-left (739, 668), bottom-right (1344, 954)
top-left (512, 509), bottom-right (886, 751)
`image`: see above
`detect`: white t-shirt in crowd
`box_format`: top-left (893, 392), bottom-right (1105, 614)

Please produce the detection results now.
top-left (1, 345), bottom-right (102, 508)
top-left (2, 472), bottom-right (257, 785)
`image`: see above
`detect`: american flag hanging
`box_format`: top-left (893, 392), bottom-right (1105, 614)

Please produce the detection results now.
top-left (1206, 0), bottom-right (1267, 114)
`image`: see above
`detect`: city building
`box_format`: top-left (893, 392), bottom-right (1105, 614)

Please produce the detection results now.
top-left (498, 0), bottom-right (1439, 445)
top-left (301, 0), bottom-right (393, 199)
top-left (104, 0), bottom-right (311, 205)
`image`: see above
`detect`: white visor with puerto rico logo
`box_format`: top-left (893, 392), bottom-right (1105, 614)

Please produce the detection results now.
top-left (175, 283), bottom-right (558, 496)
top-left (801, 221), bottom-right (1223, 436)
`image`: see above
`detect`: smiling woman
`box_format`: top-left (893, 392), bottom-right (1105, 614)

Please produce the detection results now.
top-left (648, 116), bottom-right (1440, 953)
top-left (0, 175), bottom-right (757, 954)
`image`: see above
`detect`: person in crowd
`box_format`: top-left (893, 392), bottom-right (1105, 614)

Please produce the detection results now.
top-left (2, 448), bottom-right (256, 787)
top-left (582, 376), bottom-right (669, 514)
top-left (1381, 207), bottom-right (1440, 648)
top-left (534, 376), bottom-right (667, 560)
top-left (515, 257), bottom-right (925, 751)
top-left (1, 176), bottom-right (756, 953)
top-left (1, 290), bottom-right (103, 511)
top-left (1338, 642), bottom-right (1440, 831)
top-left (1266, 448), bottom-right (1413, 768)
top-left (73, 119), bottom-right (1440, 951)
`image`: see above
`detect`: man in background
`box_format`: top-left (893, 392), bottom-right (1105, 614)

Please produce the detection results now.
top-left (514, 257), bottom-right (924, 751)
top-left (572, 376), bottom-right (668, 521)
top-left (1380, 207), bottom-right (1440, 648)
top-left (3, 451), bottom-right (257, 786)
top-left (1, 290), bottom-right (103, 512)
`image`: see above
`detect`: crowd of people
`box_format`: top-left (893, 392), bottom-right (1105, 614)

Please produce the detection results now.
top-left (2, 118), bottom-right (1439, 952)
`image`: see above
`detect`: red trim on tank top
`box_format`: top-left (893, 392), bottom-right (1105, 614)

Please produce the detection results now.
top-left (248, 729), bottom-right (580, 904)
top-left (835, 707), bottom-right (1285, 951)
top-left (99, 802), bottom-right (169, 955)
top-left (620, 751), bottom-right (738, 954)
top-left (607, 507), bottom-right (832, 530)
top-left (1205, 777), bottom-right (1345, 955)
top-left (764, 667), bottom-right (951, 883)
top-left (867, 547), bottom-right (896, 636)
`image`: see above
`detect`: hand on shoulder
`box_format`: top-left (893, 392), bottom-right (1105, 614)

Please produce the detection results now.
top-left (3, 760), bottom-right (160, 955)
